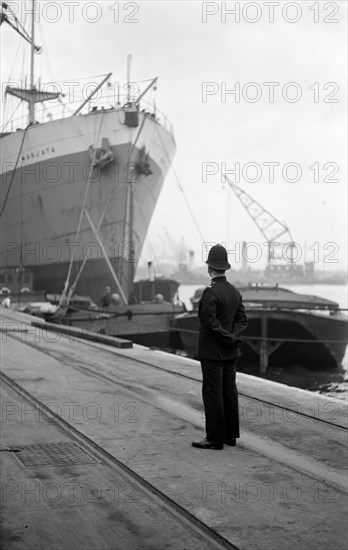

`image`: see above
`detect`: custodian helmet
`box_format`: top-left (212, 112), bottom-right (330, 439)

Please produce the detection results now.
top-left (205, 244), bottom-right (231, 271)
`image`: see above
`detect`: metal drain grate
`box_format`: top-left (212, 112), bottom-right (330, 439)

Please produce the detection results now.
top-left (11, 442), bottom-right (99, 468)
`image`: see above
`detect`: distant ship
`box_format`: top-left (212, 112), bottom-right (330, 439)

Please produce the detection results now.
top-left (0, 1), bottom-right (175, 305)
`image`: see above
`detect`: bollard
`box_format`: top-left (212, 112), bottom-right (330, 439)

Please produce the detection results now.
top-left (259, 315), bottom-right (269, 373)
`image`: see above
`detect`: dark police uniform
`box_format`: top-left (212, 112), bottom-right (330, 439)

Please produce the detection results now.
top-left (197, 276), bottom-right (248, 445)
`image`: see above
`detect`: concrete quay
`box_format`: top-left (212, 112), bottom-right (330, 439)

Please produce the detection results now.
top-left (0, 308), bottom-right (347, 550)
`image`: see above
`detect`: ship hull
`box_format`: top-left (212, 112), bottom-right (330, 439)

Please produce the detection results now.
top-left (1, 109), bottom-right (175, 301)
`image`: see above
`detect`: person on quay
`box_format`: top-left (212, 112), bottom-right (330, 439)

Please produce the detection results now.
top-left (192, 244), bottom-right (248, 450)
top-left (101, 286), bottom-right (112, 307)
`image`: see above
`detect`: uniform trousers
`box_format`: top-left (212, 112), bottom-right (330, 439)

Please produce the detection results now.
top-left (200, 358), bottom-right (240, 443)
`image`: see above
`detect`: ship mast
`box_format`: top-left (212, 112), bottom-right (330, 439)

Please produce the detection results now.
top-left (29, 0), bottom-right (35, 123)
top-left (126, 53), bottom-right (135, 299)
top-left (2, 0), bottom-right (60, 125)
top-left (127, 180), bottom-right (135, 299)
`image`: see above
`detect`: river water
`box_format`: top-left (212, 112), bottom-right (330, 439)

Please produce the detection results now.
top-left (177, 283), bottom-right (348, 400)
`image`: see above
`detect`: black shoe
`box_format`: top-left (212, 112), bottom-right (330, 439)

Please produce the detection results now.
top-left (224, 438), bottom-right (236, 446)
top-left (192, 439), bottom-right (223, 450)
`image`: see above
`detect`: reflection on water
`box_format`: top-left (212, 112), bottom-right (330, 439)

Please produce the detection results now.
top-left (236, 362), bottom-right (348, 400)
top-left (178, 283), bottom-right (348, 400)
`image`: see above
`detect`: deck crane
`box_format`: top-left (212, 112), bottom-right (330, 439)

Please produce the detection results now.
top-left (224, 176), bottom-right (300, 274)
top-left (1, 2), bottom-right (41, 51)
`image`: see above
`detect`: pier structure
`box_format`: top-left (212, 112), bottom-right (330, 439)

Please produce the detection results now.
top-left (0, 308), bottom-right (347, 550)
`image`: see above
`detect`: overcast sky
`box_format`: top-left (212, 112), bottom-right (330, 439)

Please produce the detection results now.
top-left (2, 0), bottom-right (347, 272)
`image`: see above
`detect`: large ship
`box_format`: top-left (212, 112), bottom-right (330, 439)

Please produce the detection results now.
top-left (0, 2), bottom-right (176, 305)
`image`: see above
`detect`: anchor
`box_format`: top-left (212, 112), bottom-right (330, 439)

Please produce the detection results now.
top-left (134, 145), bottom-right (153, 177)
top-left (88, 137), bottom-right (115, 171)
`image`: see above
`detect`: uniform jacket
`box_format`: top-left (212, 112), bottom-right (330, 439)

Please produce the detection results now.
top-left (197, 276), bottom-right (248, 360)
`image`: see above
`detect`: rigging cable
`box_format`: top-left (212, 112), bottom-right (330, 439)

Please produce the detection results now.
top-left (61, 110), bottom-right (148, 305)
top-left (72, 113), bottom-right (148, 293)
top-left (121, 115), bottom-right (148, 246)
top-left (119, 114), bottom-right (148, 290)
top-left (154, 124), bottom-right (206, 243)
top-left (37, 20), bottom-right (54, 85)
top-left (1, 32), bottom-right (22, 129)
top-left (60, 111), bottom-right (106, 303)
top-left (0, 124), bottom-right (29, 219)
top-left (133, 184), bottom-right (159, 267)
top-left (1, 99), bottom-right (23, 132)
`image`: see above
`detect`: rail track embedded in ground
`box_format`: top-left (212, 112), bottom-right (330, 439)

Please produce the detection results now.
top-left (7, 331), bottom-right (348, 433)
top-left (0, 370), bottom-right (239, 550)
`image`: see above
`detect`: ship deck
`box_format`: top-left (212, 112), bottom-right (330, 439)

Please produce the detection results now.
top-left (0, 308), bottom-right (347, 550)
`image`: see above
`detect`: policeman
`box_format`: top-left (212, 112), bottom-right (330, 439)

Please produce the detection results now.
top-left (192, 244), bottom-right (248, 450)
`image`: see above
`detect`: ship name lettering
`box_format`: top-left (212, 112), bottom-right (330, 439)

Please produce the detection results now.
top-left (21, 147), bottom-right (55, 163)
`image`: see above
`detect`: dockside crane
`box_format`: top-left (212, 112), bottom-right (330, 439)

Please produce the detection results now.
top-left (224, 176), bottom-right (299, 272)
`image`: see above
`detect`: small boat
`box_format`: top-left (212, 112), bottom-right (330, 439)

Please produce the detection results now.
top-left (171, 284), bottom-right (348, 370)
top-left (31, 276), bottom-right (183, 349)
top-left (42, 289), bottom-right (184, 350)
